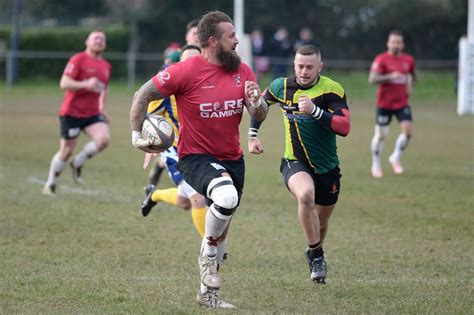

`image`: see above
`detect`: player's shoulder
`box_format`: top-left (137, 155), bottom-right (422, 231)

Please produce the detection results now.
top-left (374, 51), bottom-right (390, 61)
top-left (267, 77), bottom-right (287, 101)
top-left (102, 57), bottom-right (112, 68)
top-left (269, 76), bottom-right (286, 92)
top-left (319, 75), bottom-right (345, 97)
top-left (239, 62), bottom-right (253, 73)
top-left (69, 51), bottom-right (87, 63)
top-left (168, 54), bottom-right (202, 71)
top-left (401, 53), bottom-right (415, 62)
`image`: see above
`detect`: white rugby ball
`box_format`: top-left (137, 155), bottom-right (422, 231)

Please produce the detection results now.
top-left (141, 114), bottom-right (175, 150)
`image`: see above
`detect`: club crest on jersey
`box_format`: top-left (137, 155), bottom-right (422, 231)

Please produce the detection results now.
top-left (233, 74), bottom-right (242, 86)
top-left (157, 69), bottom-right (171, 85)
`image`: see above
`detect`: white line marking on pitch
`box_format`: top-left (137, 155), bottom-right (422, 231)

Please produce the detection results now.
top-left (28, 176), bottom-right (135, 202)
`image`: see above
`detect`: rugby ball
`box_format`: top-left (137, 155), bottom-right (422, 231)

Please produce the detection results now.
top-left (141, 115), bottom-right (175, 150)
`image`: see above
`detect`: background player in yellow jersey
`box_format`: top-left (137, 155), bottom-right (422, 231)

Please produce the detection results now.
top-left (141, 45), bottom-right (208, 238)
top-left (248, 45), bottom-right (350, 283)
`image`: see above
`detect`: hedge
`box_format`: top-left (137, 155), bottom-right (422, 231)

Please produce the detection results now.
top-left (0, 25), bottom-right (129, 80)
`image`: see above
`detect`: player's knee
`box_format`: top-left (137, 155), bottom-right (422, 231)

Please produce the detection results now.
top-left (375, 125), bottom-right (389, 140)
top-left (96, 136), bottom-right (110, 150)
top-left (60, 148), bottom-right (74, 161)
top-left (176, 196), bottom-right (191, 210)
top-left (207, 177), bottom-right (239, 214)
top-left (294, 186), bottom-right (314, 206)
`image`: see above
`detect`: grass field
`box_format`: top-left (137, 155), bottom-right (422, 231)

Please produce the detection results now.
top-left (0, 70), bottom-right (473, 314)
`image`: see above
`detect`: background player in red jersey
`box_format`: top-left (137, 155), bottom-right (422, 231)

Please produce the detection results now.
top-left (42, 30), bottom-right (111, 195)
top-left (130, 11), bottom-right (268, 309)
top-left (369, 30), bottom-right (416, 178)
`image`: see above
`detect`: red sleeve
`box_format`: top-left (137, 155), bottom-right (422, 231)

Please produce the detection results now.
top-left (63, 53), bottom-right (81, 79)
top-left (370, 55), bottom-right (385, 74)
top-left (152, 61), bottom-right (189, 98)
top-left (244, 63), bottom-right (257, 82)
top-left (409, 56), bottom-right (416, 74)
top-left (330, 108), bottom-right (351, 137)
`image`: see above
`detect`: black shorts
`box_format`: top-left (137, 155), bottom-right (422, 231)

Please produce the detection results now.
top-left (280, 158), bottom-right (341, 206)
top-left (375, 106), bottom-right (412, 126)
top-left (177, 154), bottom-right (245, 207)
top-left (59, 115), bottom-right (107, 139)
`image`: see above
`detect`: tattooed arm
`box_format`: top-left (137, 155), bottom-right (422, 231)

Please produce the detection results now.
top-left (130, 78), bottom-right (166, 152)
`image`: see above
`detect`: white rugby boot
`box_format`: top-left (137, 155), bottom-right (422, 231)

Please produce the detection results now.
top-left (197, 287), bottom-right (235, 309)
top-left (198, 254), bottom-right (221, 289)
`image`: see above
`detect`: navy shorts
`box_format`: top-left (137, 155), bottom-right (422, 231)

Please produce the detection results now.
top-left (375, 106), bottom-right (412, 126)
top-left (59, 114), bottom-right (107, 139)
top-left (177, 154), bottom-right (245, 207)
top-left (280, 158), bottom-right (341, 206)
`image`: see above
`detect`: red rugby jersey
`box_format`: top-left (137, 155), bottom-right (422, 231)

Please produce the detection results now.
top-left (152, 55), bottom-right (256, 160)
top-left (370, 52), bottom-right (415, 110)
top-left (59, 51), bottom-right (111, 117)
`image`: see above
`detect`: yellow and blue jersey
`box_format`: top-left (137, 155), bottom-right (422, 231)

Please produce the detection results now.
top-left (147, 96), bottom-right (179, 147)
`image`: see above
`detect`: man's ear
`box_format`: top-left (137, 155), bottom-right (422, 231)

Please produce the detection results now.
top-left (208, 36), bottom-right (218, 48)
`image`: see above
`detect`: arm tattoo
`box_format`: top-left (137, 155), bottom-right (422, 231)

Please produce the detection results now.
top-left (246, 98), bottom-right (269, 122)
top-left (130, 79), bottom-right (164, 131)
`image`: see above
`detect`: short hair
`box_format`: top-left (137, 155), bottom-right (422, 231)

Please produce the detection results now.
top-left (186, 19), bottom-right (199, 32)
top-left (197, 11), bottom-right (233, 48)
top-left (181, 44), bottom-right (201, 54)
top-left (296, 45), bottom-right (321, 57)
top-left (389, 30), bottom-right (403, 38)
top-left (87, 29), bottom-right (105, 39)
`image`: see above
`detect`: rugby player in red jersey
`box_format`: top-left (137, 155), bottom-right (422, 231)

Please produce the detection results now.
top-left (43, 30), bottom-right (112, 195)
top-left (130, 11), bottom-right (268, 309)
top-left (369, 30), bottom-right (416, 178)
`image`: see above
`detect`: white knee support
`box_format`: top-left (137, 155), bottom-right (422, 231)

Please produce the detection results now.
top-left (374, 125), bottom-right (389, 140)
top-left (207, 177), bottom-right (239, 210)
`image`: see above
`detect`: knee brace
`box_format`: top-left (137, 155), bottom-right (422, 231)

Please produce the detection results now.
top-left (374, 125), bottom-right (389, 140)
top-left (207, 177), bottom-right (238, 219)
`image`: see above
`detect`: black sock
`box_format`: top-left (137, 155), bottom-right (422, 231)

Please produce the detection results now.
top-left (149, 164), bottom-right (164, 186)
top-left (308, 242), bottom-right (324, 259)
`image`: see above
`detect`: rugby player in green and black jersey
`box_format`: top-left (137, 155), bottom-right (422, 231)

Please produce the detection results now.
top-left (248, 45), bottom-right (350, 284)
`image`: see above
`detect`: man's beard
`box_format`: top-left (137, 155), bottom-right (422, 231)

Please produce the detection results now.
top-left (216, 43), bottom-right (241, 72)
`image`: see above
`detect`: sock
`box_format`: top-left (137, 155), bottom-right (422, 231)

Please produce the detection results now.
top-left (308, 242), bottom-right (324, 259)
top-left (149, 163), bottom-right (164, 186)
top-left (390, 133), bottom-right (408, 162)
top-left (370, 135), bottom-right (384, 169)
top-left (45, 152), bottom-right (66, 186)
top-left (151, 188), bottom-right (178, 205)
top-left (216, 238), bottom-right (227, 265)
top-left (191, 207), bottom-right (207, 237)
top-left (72, 141), bottom-right (98, 168)
top-left (202, 204), bottom-right (230, 257)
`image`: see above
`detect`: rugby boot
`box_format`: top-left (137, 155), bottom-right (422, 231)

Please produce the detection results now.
top-left (197, 287), bottom-right (235, 309)
top-left (305, 248), bottom-right (327, 284)
top-left (70, 162), bottom-right (84, 184)
top-left (198, 254), bottom-right (221, 289)
top-left (141, 184), bottom-right (157, 217)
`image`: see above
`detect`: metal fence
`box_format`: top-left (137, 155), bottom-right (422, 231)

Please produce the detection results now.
top-left (1, 50), bottom-right (458, 88)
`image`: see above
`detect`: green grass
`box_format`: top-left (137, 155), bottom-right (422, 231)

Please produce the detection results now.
top-left (1, 72), bottom-right (473, 314)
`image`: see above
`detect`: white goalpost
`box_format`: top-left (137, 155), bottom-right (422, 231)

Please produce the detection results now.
top-left (457, 0), bottom-right (474, 115)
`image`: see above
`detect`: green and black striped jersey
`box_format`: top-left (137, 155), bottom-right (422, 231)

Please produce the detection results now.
top-left (263, 75), bottom-right (348, 174)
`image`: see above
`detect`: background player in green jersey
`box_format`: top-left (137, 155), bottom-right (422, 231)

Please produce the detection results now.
top-left (248, 45), bottom-right (350, 283)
